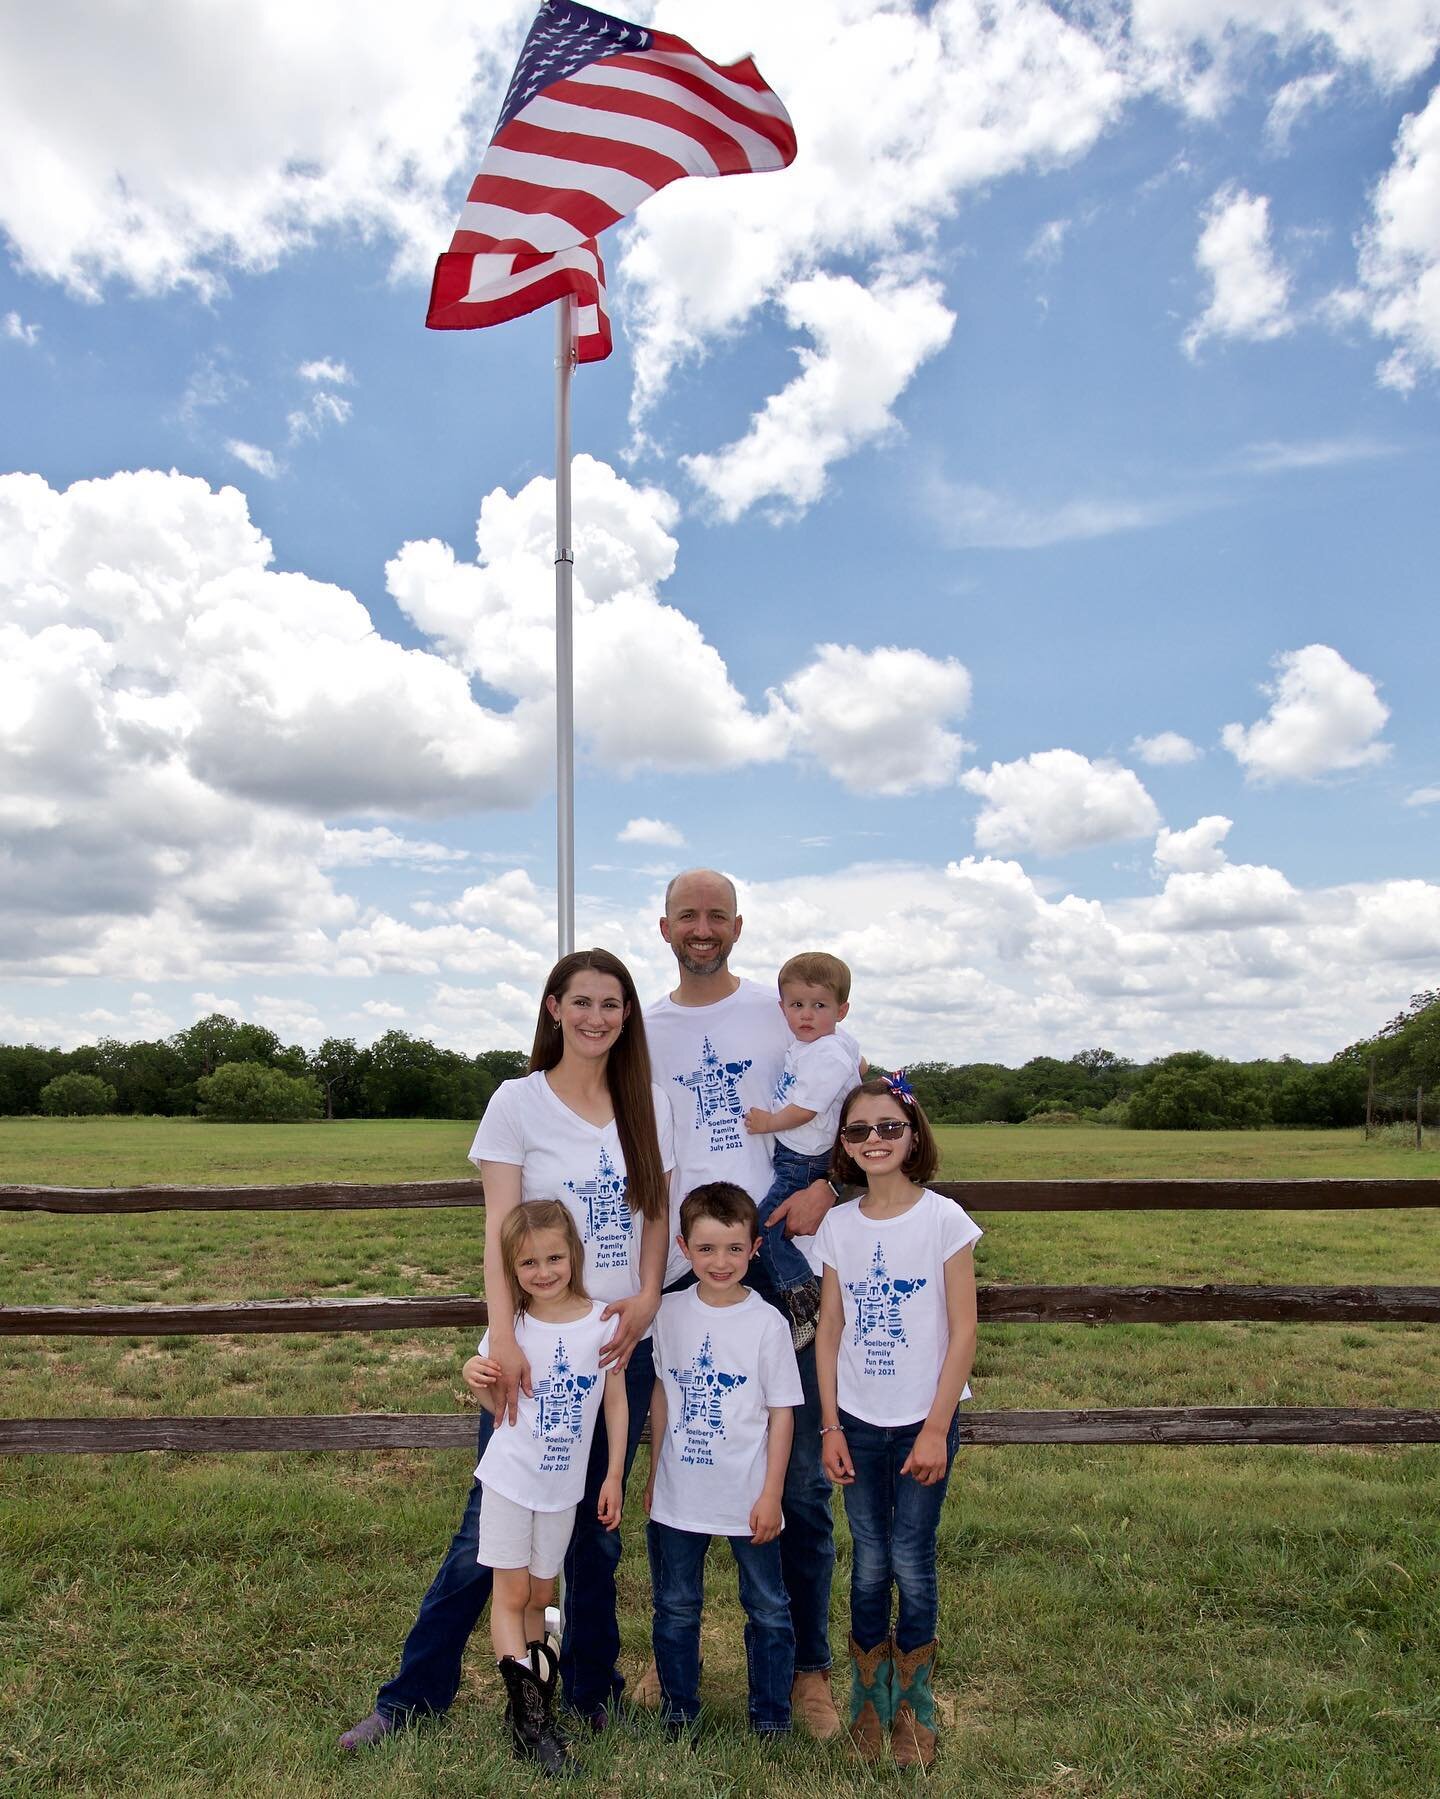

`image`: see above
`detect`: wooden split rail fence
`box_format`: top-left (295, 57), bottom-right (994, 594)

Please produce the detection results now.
top-left (3, 1177), bottom-right (1439, 1456)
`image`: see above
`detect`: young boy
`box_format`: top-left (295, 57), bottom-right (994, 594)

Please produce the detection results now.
top-left (645, 1183), bottom-right (804, 1737)
top-left (744, 952), bottom-right (862, 1347)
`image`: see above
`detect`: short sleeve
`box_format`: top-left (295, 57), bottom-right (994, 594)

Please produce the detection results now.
top-left (650, 1296), bottom-right (674, 1365)
top-left (787, 1036), bottom-right (858, 1113)
top-left (757, 1307), bottom-right (804, 1408)
top-left (812, 1211), bottom-right (839, 1272)
top-left (938, 1193), bottom-right (982, 1260)
top-left (469, 1079), bottom-right (527, 1169)
top-left (652, 1083), bottom-right (676, 1175)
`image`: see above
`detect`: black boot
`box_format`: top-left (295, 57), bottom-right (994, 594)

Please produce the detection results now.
top-left (498, 1655), bottom-right (573, 1779)
top-left (528, 1638), bottom-right (568, 1741)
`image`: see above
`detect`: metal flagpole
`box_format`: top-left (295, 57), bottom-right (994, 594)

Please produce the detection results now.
top-left (554, 299), bottom-right (576, 960)
top-left (550, 297), bottom-right (577, 1654)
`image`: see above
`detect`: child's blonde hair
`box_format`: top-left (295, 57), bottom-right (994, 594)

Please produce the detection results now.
top-left (777, 950), bottom-right (851, 1005)
top-left (499, 1199), bottom-right (589, 1317)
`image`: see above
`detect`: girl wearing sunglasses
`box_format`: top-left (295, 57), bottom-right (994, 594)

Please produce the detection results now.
top-left (812, 1073), bottom-right (980, 1771)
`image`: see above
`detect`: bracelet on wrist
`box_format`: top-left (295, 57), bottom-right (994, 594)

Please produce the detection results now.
top-left (819, 1423), bottom-right (846, 1436)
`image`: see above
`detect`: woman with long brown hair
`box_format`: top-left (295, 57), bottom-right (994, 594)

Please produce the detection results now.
top-left (341, 948), bottom-right (673, 1752)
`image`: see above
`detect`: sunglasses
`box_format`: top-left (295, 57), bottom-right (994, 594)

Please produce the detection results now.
top-left (839, 1118), bottom-right (911, 1145)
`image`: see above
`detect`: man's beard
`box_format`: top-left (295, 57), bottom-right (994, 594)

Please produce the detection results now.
top-left (673, 943), bottom-right (729, 977)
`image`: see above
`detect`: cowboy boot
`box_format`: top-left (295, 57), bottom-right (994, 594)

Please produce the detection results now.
top-left (891, 1640), bottom-right (938, 1769)
top-left (498, 1655), bottom-right (574, 1780)
top-left (527, 1638), bottom-right (572, 1748)
top-left (846, 1636), bottom-right (893, 1761)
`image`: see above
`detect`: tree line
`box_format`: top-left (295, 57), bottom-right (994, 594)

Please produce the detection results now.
top-left (1, 1015), bottom-right (526, 1123)
top-left (3, 990), bottom-right (1435, 1127)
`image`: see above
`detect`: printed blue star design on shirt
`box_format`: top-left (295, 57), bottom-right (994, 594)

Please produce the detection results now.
top-left (670, 1332), bottom-right (747, 1438)
top-left (531, 1336), bottom-right (597, 1441)
top-left (564, 1147), bottom-right (632, 1246)
top-left (772, 1067), bottom-right (797, 1107)
top-left (674, 1036), bottom-right (752, 1130)
top-left (846, 1242), bottom-right (927, 1348)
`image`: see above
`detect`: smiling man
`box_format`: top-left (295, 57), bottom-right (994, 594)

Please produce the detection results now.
top-left (642, 868), bottom-right (842, 1738)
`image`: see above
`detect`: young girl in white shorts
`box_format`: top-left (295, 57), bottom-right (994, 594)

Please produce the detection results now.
top-left (471, 1198), bottom-right (627, 1776)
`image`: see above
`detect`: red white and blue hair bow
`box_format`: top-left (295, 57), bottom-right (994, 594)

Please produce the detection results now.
top-left (883, 1069), bottom-right (917, 1107)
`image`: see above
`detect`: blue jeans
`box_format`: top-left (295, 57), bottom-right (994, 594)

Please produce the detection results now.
top-left (839, 1407), bottom-right (960, 1652)
top-left (753, 1143), bottom-right (828, 1297)
top-left (782, 1338), bottom-right (836, 1673)
top-left (374, 1340), bottom-right (654, 1721)
top-left (647, 1520), bottom-right (794, 1732)
top-left (560, 1337), bottom-right (655, 1713)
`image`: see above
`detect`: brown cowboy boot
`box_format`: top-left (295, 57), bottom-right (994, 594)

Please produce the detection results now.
top-left (846, 1637), bottom-right (894, 1760)
top-left (891, 1639), bottom-right (938, 1769)
top-left (791, 1666), bottom-right (842, 1739)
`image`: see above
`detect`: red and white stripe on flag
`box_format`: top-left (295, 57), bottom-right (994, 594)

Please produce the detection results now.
top-left (426, 237), bottom-right (611, 363)
top-left (425, 1), bottom-right (796, 359)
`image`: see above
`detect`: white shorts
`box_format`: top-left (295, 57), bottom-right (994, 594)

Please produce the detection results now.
top-left (477, 1487), bottom-right (577, 1578)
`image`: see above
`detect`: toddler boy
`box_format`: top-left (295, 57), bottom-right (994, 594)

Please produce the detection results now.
top-left (645, 1183), bottom-right (803, 1737)
top-left (744, 952), bottom-right (862, 1347)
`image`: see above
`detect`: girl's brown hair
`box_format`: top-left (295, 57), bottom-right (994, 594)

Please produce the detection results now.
top-left (500, 1199), bottom-right (589, 1318)
top-left (829, 1075), bottom-right (939, 1187)
top-left (528, 947), bottom-right (667, 1221)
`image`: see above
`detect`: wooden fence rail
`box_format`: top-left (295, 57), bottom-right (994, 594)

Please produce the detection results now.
top-left (5, 1405), bottom-right (1440, 1457)
top-left (4, 1283), bottom-right (1439, 1339)
top-left (4, 1176), bottom-right (1438, 1215)
top-left (3, 1175), bottom-right (1437, 1457)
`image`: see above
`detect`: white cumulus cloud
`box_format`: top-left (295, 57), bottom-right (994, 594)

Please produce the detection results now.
top-left (1154, 815), bottom-right (1233, 873)
top-left (1183, 183), bottom-right (1294, 356)
top-left (0, 0), bottom-right (530, 299)
top-left (1151, 862), bottom-right (1299, 932)
top-left (1132, 731), bottom-right (1202, 765)
top-left (4, 310), bottom-right (40, 347)
top-left (1355, 82), bottom-right (1440, 390)
top-left (681, 271), bottom-right (955, 521)
top-left (961, 749), bottom-right (1161, 856)
top-left (624, 1), bottom-right (1122, 403)
top-left (1222, 644), bottom-right (1391, 781)
top-left (619, 818), bottom-right (686, 847)
top-left (773, 644), bottom-right (972, 796)
top-left (386, 453), bottom-right (970, 794)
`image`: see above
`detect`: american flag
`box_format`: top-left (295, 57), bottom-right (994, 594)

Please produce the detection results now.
top-left (426, 0), bottom-right (797, 361)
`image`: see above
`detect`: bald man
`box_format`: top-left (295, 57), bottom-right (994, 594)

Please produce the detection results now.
top-left (642, 869), bottom-right (841, 1737)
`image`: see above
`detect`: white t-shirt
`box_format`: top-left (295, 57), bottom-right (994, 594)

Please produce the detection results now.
top-left (773, 1027), bottom-right (861, 1156)
top-left (475, 1301), bottom-right (613, 1511)
top-left (643, 980), bottom-right (791, 1285)
top-left (469, 1071), bottom-right (676, 1306)
top-left (649, 1287), bottom-right (804, 1537)
top-left (814, 1188), bottom-right (982, 1427)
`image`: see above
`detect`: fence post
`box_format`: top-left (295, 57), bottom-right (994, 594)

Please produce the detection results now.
top-left (1420, 1088), bottom-right (1425, 1152)
top-left (1366, 1061), bottom-right (1374, 1140)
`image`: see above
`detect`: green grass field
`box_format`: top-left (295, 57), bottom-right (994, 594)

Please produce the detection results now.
top-left (2, 1121), bottom-right (1438, 1797)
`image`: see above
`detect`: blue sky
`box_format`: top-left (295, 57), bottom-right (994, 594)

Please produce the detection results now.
top-left (1, 0), bottom-right (1437, 1067)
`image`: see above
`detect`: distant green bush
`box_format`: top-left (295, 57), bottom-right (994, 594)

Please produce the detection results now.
top-left (38, 1072), bottom-right (117, 1116)
top-left (196, 1061), bottom-right (322, 1124)
top-left (1022, 1110), bottom-right (1080, 1126)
